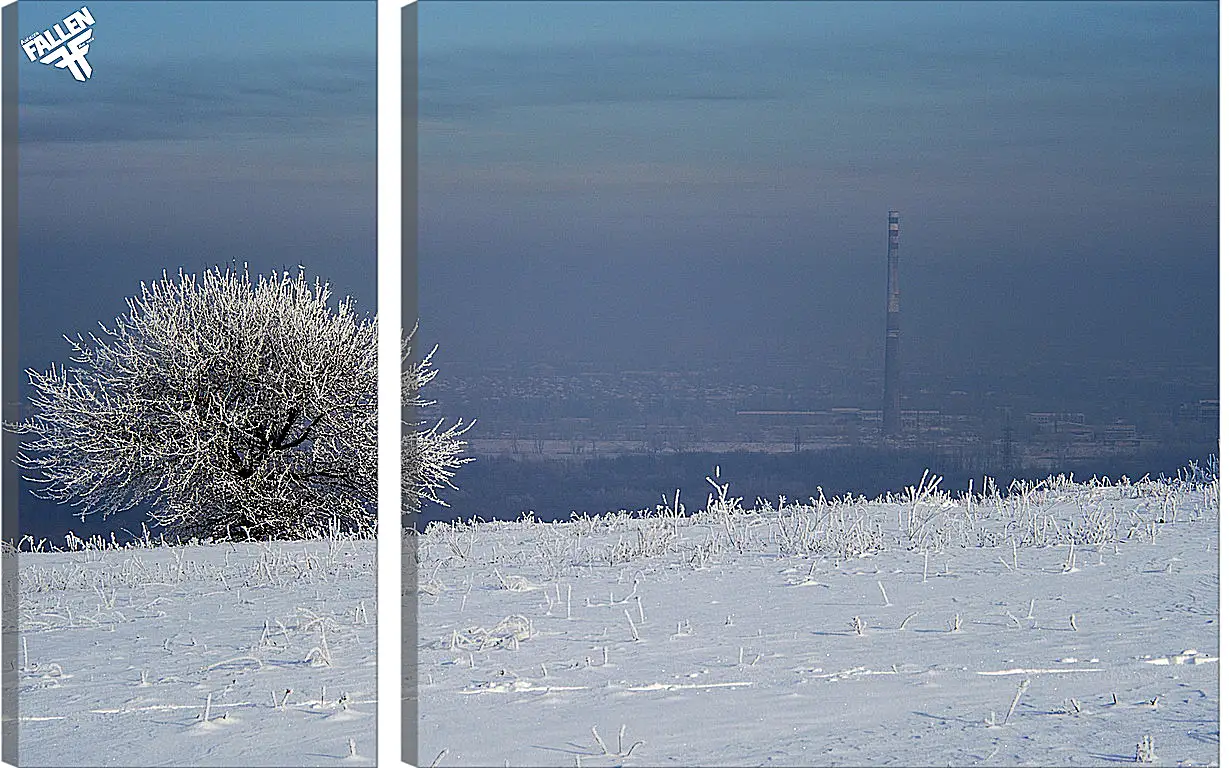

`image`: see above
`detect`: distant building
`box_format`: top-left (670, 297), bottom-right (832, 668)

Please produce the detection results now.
top-left (1198, 399), bottom-right (1219, 423)
top-left (900, 409), bottom-right (942, 432)
top-left (1103, 421), bottom-right (1138, 446)
top-left (1027, 412), bottom-right (1087, 431)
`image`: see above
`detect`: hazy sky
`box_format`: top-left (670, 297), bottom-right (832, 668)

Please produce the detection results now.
top-left (15, 1), bottom-right (376, 539)
top-left (18, 0), bottom-right (376, 376)
top-left (417, 1), bottom-right (1218, 375)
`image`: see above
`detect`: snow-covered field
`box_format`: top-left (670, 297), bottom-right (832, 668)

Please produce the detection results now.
top-left (416, 471), bottom-right (1219, 767)
top-left (15, 536), bottom-right (376, 766)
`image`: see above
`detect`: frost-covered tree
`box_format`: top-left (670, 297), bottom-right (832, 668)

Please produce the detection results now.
top-left (402, 332), bottom-right (471, 517)
top-left (12, 267), bottom-right (378, 540)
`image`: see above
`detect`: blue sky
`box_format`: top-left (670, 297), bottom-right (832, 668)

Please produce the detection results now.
top-left (18, 1), bottom-right (376, 376)
top-left (417, 1), bottom-right (1217, 372)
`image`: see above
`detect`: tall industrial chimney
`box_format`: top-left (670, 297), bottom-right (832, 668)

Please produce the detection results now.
top-left (882, 210), bottom-right (902, 437)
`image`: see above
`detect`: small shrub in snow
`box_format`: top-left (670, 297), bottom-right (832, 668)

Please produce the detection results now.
top-left (1002, 678), bottom-right (1030, 724)
top-left (1135, 735), bottom-right (1156, 763)
top-left (589, 724), bottom-right (644, 760)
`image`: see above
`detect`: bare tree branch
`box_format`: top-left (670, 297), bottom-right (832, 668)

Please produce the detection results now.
top-left (402, 330), bottom-right (473, 516)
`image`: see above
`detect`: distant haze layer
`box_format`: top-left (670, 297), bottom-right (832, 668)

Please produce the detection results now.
top-left (418, 1), bottom-right (1217, 376)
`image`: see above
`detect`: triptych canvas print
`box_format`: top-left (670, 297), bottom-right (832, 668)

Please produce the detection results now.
top-left (1, 1), bottom-right (1219, 766)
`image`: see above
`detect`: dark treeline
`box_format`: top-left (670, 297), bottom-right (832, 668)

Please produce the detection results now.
top-left (419, 446), bottom-right (1217, 528)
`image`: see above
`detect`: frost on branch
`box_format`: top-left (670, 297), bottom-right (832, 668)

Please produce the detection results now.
top-left (402, 331), bottom-right (472, 518)
top-left (11, 267), bottom-right (378, 540)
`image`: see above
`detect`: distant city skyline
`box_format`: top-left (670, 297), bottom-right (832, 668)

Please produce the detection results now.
top-left (418, 1), bottom-right (1217, 384)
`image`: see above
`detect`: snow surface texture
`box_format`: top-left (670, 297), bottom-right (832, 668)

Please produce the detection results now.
top-left (17, 537), bottom-right (376, 766)
top-left (415, 473), bottom-right (1219, 766)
